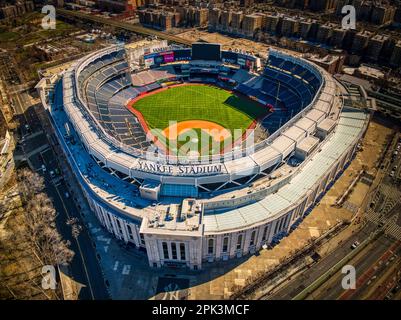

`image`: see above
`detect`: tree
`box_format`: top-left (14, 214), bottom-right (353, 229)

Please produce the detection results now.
top-left (17, 168), bottom-right (45, 201)
top-left (23, 193), bottom-right (74, 266)
top-left (17, 169), bottom-right (74, 266)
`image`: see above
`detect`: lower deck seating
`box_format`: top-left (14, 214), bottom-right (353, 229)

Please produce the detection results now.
top-left (82, 60), bottom-right (152, 150)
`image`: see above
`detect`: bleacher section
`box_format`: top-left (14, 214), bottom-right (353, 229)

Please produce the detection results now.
top-left (78, 49), bottom-right (151, 150)
top-left (131, 66), bottom-right (177, 87)
top-left (76, 49), bottom-right (182, 152)
top-left (232, 51), bottom-right (323, 135)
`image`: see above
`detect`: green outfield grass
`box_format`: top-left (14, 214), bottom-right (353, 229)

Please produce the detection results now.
top-left (133, 84), bottom-right (268, 133)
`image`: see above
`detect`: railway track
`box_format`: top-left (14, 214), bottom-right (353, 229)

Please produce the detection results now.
top-left (57, 9), bottom-right (193, 47)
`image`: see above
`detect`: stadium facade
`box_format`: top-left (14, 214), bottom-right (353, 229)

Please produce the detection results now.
top-left (37, 40), bottom-right (369, 269)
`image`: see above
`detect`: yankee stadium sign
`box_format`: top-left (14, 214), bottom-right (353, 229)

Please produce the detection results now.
top-left (135, 160), bottom-right (224, 176)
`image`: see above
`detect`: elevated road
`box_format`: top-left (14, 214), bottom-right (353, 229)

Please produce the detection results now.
top-left (57, 9), bottom-right (193, 46)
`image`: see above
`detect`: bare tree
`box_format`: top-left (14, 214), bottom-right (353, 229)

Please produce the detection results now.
top-left (17, 168), bottom-right (45, 201)
top-left (23, 193), bottom-right (74, 266)
top-left (17, 169), bottom-right (74, 266)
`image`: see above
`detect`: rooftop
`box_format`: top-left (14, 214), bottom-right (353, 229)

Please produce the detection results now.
top-left (296, 136), bottom-right (320, 154)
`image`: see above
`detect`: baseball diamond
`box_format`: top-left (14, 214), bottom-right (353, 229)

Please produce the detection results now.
top-left (131, 84), bottom-right (266, 133)
top-left (128, 84), bottom-right (266, 155)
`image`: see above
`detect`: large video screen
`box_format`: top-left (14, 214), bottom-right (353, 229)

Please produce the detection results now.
top-left (222, 51), bottom-right (238, 64)
top-left (174, 49), bottom-right (191, 61)
top-left (191, 43), bottom-right (221, 61)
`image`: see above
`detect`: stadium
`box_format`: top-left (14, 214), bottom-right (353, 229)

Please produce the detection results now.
top-left (37, 40), bottom-right (369, 269)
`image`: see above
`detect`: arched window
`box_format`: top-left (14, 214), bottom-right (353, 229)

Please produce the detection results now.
top-left (208, 238), bottom-right (214, 254)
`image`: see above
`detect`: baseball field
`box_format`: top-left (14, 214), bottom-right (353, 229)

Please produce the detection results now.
top-left (129, 84), bottom-right (269, 155)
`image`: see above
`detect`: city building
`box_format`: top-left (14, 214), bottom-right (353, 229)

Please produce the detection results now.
top-left (307, 53), bottom-right (346, 74)
top-left (351, 30), bottom-right (372, 55)
top-left (0, 0), bottom-right (34, 19)
top-left (239, 0), bottom-right (254, 7)
top-left (208, 7), bottom-right (221, 29)
top-left (315, 23), bottom-right (334, 45)
top-left (265, 13), bottom-right (281, 34)
top-left (220, 10), bottom-right (232, 32)
top-left (231, 11), bottom-right (244, 33)
top-left (299, 19), bottom-right (314, 40)
top-left (370, 5), bottom-right (396, 25)
top-left (242, 13), bottom-right (265, 38)
top-left (308, 0), bottom-right (338, 13)
top-left (390, 41), bottom-right (401, 68)
top-left (280, 16), bottom-right (300, 38)
top-left (366, 34), bottom-right (388, 62)
top-left (330, 27), bottom-right (347, 49)
top-left (97, 0), bottom-right (143, 13)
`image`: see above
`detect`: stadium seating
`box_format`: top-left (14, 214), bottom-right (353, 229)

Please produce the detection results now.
top-left (245, 52), bottom-right (324, 134)
top-left (76, 47), bottom-right (323, 153)
top-left (78, 50), bottom-right (151, 150)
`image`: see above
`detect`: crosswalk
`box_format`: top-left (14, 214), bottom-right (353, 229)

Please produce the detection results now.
top-left (366, 207), bottom-right (401, 241)
top-left (385, 220), bottom-right (401, 241)
top-left (370, 184), bottom-right (400, 216)
top-left (366, 208), bottom-right (382, 224)
top-left (383, 211), bottom-right (401, 241)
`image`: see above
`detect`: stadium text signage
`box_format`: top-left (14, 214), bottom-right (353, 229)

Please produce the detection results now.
top-left (136, 161), bottom-right (223, 176)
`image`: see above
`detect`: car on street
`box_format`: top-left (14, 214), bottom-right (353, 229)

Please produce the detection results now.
top-left (351, 241), bottom-right (360, 249)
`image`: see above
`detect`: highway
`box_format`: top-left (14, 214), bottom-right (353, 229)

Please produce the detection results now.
top-left (265, 221), bottom-right (378, 300)
top-left (307, 235), bottom-right (400, 300)
top-left (57, 9), bottom-right (193, 46)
